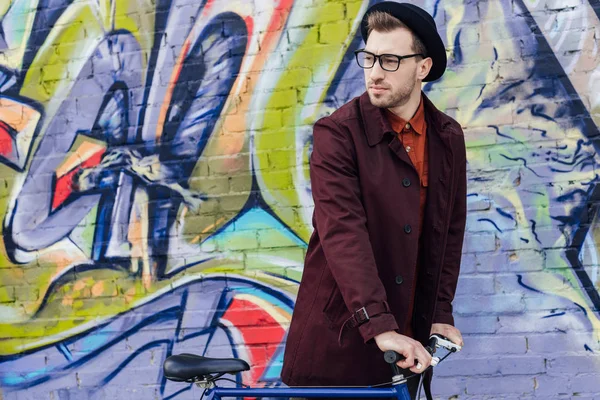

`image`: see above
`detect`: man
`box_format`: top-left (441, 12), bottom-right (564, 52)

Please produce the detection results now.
top-left (281, 2), bottom-right (467, 399)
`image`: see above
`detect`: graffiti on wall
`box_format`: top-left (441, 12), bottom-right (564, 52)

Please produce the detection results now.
top-left (0, 0), bottom-right (599, 397)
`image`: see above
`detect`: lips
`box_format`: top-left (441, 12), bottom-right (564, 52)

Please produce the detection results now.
top-left (369, 86), bottom-right (388, 94)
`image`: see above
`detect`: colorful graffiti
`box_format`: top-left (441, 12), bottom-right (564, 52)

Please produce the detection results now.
top-left (0, 0), bottom-right (599, 398)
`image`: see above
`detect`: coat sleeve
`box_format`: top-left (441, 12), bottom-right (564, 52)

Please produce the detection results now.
top-left (310, 116), bottom-right (399, 343)
top-left (433, 129), bottom-right (467, 326)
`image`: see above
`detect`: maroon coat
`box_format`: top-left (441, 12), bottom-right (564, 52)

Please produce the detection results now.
top-left (281, 92), bottom-right (467, 387)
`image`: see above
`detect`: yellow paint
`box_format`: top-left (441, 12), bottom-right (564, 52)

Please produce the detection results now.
top-left (0, 0), bottom-right (12, 19)
top-left (91, 281), bottom-right (104, 297)
top-left (55, 136), bottom-right (106, 177)
top-left (21, 3), bottom-right (104, 105)
top-left (0, 97), bottom-right (37, 132)
top-left (254, 0), bottom-right (367, 242)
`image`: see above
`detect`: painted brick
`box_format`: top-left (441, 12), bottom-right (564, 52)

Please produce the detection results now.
top-left (435, 355), bottom-right (545, 377)
top-left (455, 275), bottom-right (495, 296)
top-left (547, 355), bottom-right (600, 374)
top-left (454, 293), bottom-right (525, 315)
top-left (466, 376), bottom-right (534, 395)
top-left (568, 374), bottom-right (600, 393)
top-left (526, 332), bottom-right (596, 354)
top-left (454, 315), bottom-right (500, 334)
top-left (1, 1), bottom-right (599, 399)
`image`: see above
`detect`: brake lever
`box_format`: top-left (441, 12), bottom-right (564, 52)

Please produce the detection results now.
top-left (430, 333), bottom-right (462, 352)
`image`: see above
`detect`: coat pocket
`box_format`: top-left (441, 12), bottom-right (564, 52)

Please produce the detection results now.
top-left (322, 286), bottom-right (348, 328)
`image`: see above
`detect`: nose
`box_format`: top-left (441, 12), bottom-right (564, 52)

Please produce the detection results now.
top-left (369, 59), bottom-right (385, 81)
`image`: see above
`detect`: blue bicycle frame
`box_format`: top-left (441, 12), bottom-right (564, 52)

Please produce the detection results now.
top-left (164, 337), bottom-right (459, 399)
top-left (201, 379), bottom-right (412, 400)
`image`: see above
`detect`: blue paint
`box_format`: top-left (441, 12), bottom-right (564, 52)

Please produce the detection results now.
top-left (100, 340), bottom-right (170, 385)
top-left (489, 125), bottom-right (520, 142)
top-left (542, 312), bottom-right (565, 319)
top-left (523, 189), bottom-right (545, 196)
top-left (498, 154), bottom-right (542, 177)
top-left (585, 344), bottom-right (593, 352)
top-left (517, 274), bottom-right (543, 293)
top-left (529, 219), bottom-right (541, 244)
top-left (235, 286), bottom-right (293, 315)
top-left (573, 302), bottom-right (588, 316)
top-left (496, 208), bottom-right (515, 221)
top-left (261, 343), bottom-right (285, 381)
top-left (433, 0), bottom-right (442, 18)
top-left (57, 342), bottom-right (73, 361)
top-left (530, 104), bottom-right (554, 121)
top-left (453, 29), bottom-right (463, 64)
top-left (477, 218), bottom-right (503, 233)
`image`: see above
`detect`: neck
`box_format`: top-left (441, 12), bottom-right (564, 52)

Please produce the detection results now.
top-left (387, 87), bottom-right (422, 121)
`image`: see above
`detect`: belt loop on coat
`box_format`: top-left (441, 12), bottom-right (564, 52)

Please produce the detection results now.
top-left (337, 301), bottom-right (391, 345)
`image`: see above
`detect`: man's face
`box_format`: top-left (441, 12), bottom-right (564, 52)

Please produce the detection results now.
top-left (363, 28), bottom-right (422, 109)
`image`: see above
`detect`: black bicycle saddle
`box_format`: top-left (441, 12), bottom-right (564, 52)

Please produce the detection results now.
top-left (163, 353), bottom-right (250, 382)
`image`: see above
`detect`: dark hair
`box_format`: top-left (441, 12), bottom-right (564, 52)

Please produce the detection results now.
top-left (366, 10), bottom-right (428, 57)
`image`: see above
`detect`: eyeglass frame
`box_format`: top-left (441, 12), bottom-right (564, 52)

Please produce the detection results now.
top-left (354, 49), bottom-right (425, 72)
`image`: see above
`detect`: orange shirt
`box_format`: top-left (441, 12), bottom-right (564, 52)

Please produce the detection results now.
top-left (385, 97), bottom-right (428, 234)
top-left (384, 97), bottom-right (428, 338)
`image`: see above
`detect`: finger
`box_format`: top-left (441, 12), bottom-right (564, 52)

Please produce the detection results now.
top-left (397, 353), bottom-right (415, 370)
top-left (416, 346), bottom-right (432, 367)
top-left (409, 360), bottom-right (426, 374)
top-left (446, 330), bottom-right (463, 346)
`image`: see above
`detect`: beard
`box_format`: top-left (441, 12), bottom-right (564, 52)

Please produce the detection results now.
top-left (367, 70), bottom-right (417, 109)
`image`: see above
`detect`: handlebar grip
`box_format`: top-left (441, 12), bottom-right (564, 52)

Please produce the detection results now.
top-left (384, 350), bottom-right (405, 364)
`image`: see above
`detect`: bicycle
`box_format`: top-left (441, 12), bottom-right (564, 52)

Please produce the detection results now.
top-left (163, 334), bottom-right (462, 400)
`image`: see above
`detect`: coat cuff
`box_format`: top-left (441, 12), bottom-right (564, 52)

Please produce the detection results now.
top-left (433, 301), bottom-right (455, 326)
top-left (358, 313), bottom-right (399, 343)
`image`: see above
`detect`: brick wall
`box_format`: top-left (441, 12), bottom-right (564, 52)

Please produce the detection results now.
top-left (0, 0), bottom-right (599, 398)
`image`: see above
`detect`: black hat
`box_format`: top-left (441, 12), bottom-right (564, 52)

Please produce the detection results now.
top-left (360, 2), bottom-right (447, 82)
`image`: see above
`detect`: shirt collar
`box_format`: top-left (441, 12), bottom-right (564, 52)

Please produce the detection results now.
top-left (384, 96), bottom-right (426, 135)
top-left (361, 91), bottom-right (452, 147)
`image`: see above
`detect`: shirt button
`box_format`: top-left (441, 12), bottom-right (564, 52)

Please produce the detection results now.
top-left (405, 123), bottom-right (411, 130)
top-left (402, 178), bottom-right (411, 187)
top-left (405, 146), bottom-right (411, 153)
top-left (395, 275), bottom-right (404, 285)
top-left (404, 224), bottom-right (412, 234)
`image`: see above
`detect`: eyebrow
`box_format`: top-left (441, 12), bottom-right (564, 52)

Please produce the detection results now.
top-left (363, 49), bottom-right (405, 55)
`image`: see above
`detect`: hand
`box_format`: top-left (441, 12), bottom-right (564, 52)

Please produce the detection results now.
top-left (430, 323), bottom-right (464, 347)
top-left (374, 331), bottom-right (432, 374)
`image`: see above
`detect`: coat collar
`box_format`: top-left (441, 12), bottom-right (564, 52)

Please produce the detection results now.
top-left (360, 91), bottom-right (454, 147)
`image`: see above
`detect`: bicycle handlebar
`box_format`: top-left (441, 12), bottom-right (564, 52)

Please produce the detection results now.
top-left (383, 335), bottom-right (459, 376)
top-left (383, 336), bottom-right (437, 364)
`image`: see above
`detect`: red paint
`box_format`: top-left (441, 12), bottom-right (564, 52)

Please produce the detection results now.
top-left (0, 121), bottom-right (14, 157)
top-left (244, 16), bottom-right (254, 40)
top-left (221, 297), bottom-right (286, 388)
top-left (258, 0), bottom-right (294, 55)
top-left (52, 149), bottom-right (105, 211)
top-left (201, 0), bottom-right (215, 17)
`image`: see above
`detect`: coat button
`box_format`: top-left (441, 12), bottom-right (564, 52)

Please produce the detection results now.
top-left (395, 275), bottom-right (404, 285)
top-left (402, 178), bottom-right (411, 187)
top-left (404, 224), bottom-right (412, 234)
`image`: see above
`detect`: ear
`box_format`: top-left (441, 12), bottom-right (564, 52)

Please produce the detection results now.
top-left (417, 57), bottom-right (433, 81)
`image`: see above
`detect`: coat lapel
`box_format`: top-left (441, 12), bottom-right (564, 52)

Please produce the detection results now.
top-left (422, 98), bottom-right (455, 245)
top-left (359, 92), bottom-right (420, 170)
top-left (388, 134), bottom-right (415, 170)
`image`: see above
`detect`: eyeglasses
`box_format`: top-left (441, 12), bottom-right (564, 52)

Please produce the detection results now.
top-left (354, 49), bottom-right (424, 72)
